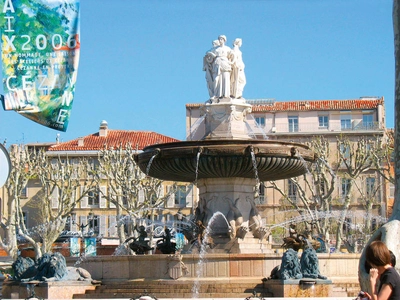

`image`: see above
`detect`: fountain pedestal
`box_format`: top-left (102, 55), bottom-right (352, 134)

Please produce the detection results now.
top-left (196, 177), bottom-right (268, 246)
top-left (203, 99), bottom-right (252, 140)
top-left (263, 279), bottom-right (333, 298)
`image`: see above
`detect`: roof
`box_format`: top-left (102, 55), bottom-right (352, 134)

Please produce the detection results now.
top-left (48, 130), bottom-right (180, 152)
top-left (186, 97), bottom-right (384, 112)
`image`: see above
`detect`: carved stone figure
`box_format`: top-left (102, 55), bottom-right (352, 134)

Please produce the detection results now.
top-left (203, 40), bottom-right (220, 99)
top-left (11, 252), bottom-right (90, 282)
top-left (300, 248), bottom-right (327, 279)
top-left (12, 256), bottom-right (37, 281)
top-left (205, 35), bottom-right (234, 100)
top-left (279, 248), bottom-right (303, 280)
top-left (230, 38), bottom-right (246, 99)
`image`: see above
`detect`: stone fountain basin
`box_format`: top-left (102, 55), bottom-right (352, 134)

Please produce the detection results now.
top-left (135, 140), bottom-right (316, 182)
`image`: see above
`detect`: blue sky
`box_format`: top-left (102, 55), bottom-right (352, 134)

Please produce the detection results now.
top-left (0, 0), bottom-right (395, 145)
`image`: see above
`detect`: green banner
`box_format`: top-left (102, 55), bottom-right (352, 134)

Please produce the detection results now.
top-left (0, 0), bottom-right (80, 132)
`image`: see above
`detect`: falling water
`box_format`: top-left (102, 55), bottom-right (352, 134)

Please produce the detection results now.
top-left (194, 147), bottom-right (203, 184)
top-left (249, 147), bottom-right (260, 197)
top-left (145, 152), bottom-right (158, 175)
top-left (191, 212), bottom-right (230, 298)
top-left (244, 120), bottom-right (257, 139)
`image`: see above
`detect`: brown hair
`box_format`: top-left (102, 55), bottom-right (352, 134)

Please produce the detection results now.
top-left (366, 241), bottom-right (392, 267)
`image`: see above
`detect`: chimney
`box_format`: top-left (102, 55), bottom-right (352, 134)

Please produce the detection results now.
top-left (99, 120), bottom-right (108, 137)
top-left (77, 137), bottom-right (84, 147)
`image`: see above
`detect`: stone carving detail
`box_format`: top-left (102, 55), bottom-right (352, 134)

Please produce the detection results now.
top-left (11, 252), bottom-right (96, 283)
top-left (203, 35), bottom-right (246, 101)
top-left (278, 248), bottom-right (303, 280)
top-left (230, 38), bottom-right (246, 99)
top-left (269, 246), bottom-right (327, 280)
top-left (300, 248), bottom-right (327, 279)
top-left (194, 193), bottom-right (268, 240)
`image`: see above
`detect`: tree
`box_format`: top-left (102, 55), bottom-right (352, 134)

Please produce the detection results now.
top-left (26, 153), bottom-right (99, 257)
top-left (269, 135), bottom-right (380, 252)
top-left (97, 144), bottom-right (176, 244)
top-left (1, 144), bottom-right (99, 259)
top-left (269, 136), bottom-right (337, 248)
top-left (334, 136), bottom-right (375, 251)
top-left (0, 145), bottom-right (39, 259)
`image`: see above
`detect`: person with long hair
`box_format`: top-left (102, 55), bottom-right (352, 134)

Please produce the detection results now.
top-left (364, 241), bottom-right (400, 300)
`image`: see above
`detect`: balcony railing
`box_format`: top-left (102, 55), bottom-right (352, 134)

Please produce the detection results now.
top-left (249, 121), bottom-right (384, 135)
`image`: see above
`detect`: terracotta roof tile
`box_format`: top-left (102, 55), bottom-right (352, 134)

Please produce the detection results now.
top-left (48, 130), bottom-right (180, 151)
top-left (252, 98), bottom-right (384, 112)
top-left (186, 97), bottom-right (384, 112)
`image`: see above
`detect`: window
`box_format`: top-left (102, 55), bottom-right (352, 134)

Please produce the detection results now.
top-left (255, 117), bottom-right (265, 127)
top-left (288, 179), bottom-right (298, 201)
top-left (288, 116), bottom-right (299, 132)
top-left (340, 114), bottom-right (352, 130)
top-left (175, 185), bottom-right (186, 206)
top-left (21, 186), bottom-right (28, 198)
top-left (88, 214), bottom-right (100, 235)
top-left (363, 114), bottom-right (374, 129)
top-left (390, 183), bottom-right (395, 198)
top-left (318, 115), bottom-right (329, 128)
top-left (122, 191), bottom-right (129, 207)
top-left (339, 144), bottom-right (350, 160)
top-left (88, 190), bottom-right (99, 207)
top-left (366, 177), bottom-right (375, 196)
top-left (256, 183), bottom-right (265, 204)
top-left (341, 178), bottom-right (351, 197)
top-left (65, 213), bottom-right (77, 231)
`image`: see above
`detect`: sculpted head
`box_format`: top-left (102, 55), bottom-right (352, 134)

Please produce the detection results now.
top-left (233, 38), bottom-right (242, 47)
top-left (218, 35), bottom-right (227, 45)
top-left (212, 40), bottom-right (220, 47)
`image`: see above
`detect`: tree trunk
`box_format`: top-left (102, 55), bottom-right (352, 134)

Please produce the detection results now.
top-left (393, 0), bottom-right (400, 221)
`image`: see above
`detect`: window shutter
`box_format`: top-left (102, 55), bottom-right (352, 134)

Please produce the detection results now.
top-left (51, 186), bottom-right (59, 209)
top-left (139, 189), bottom-right (144, 203)
top-left (109, 188), bottom-right (116, 208)
top-left (159, 184), bottom-right (165, 197)
top-left (109, 215), bottom-right (117, 237)
top-left (99, 186), bottom-right (107, 208)
top-left (186, 185), bottom-right (193, 208)
top-left (99, 215), bottom-right (106, 236)
top-left (167, 185), bottom-right (174, 208)
top-left (70, 189), bottom-right (76, 205)
top-left (81, 186), bottom-right (88, 208)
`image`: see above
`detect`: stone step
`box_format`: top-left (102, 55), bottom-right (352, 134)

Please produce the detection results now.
top-left (72, 281), bottom-right (264, 299)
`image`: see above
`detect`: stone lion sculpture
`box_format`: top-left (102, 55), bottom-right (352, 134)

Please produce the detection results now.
top-left (275, 248), bottom-right (302, 280)
top-left (300, 248), bottom-right (327, 279)
top-left (12, 256), bottom-right (37, 281)
top-left (12, 252), bottom-right (97, 283)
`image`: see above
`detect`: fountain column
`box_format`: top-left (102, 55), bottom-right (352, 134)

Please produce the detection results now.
top-left (196, 177), bottom-right (260, 238)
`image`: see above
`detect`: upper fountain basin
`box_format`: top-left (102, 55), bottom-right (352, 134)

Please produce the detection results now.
top-left (135, 140), bottom-right (316, 182)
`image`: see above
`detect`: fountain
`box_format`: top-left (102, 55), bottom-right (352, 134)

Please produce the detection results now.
top-left (135, 35), bottom-right (335, 298)
top-left (135, 35), bottom-right (316, 253)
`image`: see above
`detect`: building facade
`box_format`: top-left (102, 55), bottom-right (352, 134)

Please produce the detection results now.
top-left (1, 121), bottom-right (197, 249)
top-left (186, 96), bottom-right (393, 246)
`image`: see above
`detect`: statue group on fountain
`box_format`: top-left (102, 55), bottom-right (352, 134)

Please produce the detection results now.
top-left (125, 225), bottom-right (154, 255)
top-left (203, 35), bottom-right (246, 101)
top-left (194, 194), bottom-right (269, 241)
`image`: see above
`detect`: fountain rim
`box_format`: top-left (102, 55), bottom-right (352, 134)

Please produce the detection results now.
top-left (141, 139), bottom-right (315, 156)
top-left (138, 139), bottom-right (317, 163)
